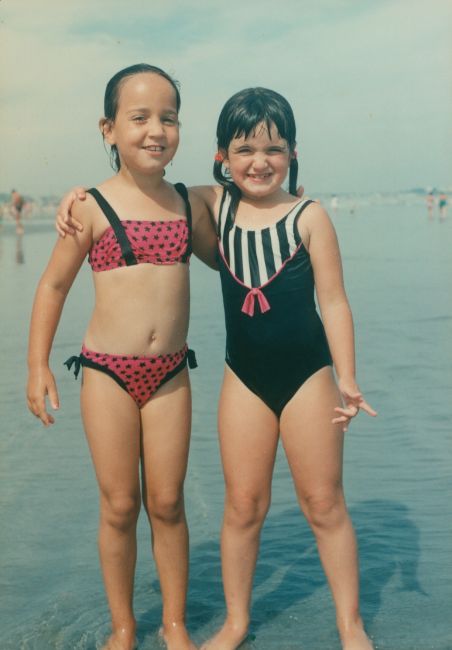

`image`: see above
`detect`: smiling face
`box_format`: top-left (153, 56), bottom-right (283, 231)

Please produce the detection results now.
top-left (102, 72), bottom-right (180, 177)
top-left (223, 121), bottom-right (291, 201)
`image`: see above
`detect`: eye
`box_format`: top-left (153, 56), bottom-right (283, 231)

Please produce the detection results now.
top-left (235, 147), bottom-right (252, 155)
top-left (162, 115), bottom-right (178, 125)
top-left (132, 115), bottom-right (146, 123)
top-left (268, 147), bottom-right (286, 154)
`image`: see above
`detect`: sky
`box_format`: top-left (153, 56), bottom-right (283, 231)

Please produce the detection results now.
top-left (1, 0), bottom-right (451, 197)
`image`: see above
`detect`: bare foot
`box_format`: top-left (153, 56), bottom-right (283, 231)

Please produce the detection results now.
top-left (200, 620), bottom-right (249, 650)
top-left (102, 626), bottom-right (137, 650)
top-left (159, 622), bottom-right (198, 650)
top-left (340, 623), bottom-right (374, 650)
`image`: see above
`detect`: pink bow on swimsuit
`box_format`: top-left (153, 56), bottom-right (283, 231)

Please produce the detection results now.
top-left (241, 288), bottom-right (271, 317)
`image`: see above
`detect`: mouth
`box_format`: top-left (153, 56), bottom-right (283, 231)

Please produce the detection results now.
top-left (143, 145), bottom-right (165, 153)
top-left (247, 172), bottom-right (272, 181)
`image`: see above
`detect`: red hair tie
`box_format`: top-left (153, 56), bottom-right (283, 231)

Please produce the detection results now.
top-left (214, 152), bottom-right (224, 162)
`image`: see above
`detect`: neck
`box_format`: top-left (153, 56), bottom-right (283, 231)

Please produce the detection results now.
top-left (240, 187), bottom-right (292, 209)
top-left (117, 166), bottom-right (167, 196)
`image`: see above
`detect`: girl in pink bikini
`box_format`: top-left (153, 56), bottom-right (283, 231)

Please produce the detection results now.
top-left (26, 64), bottom-right (216, 650)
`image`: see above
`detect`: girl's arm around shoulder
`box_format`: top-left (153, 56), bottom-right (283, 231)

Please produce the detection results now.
top-left (188, 186), bottom-right (221, 270)
top-left (27, 198), bottom-right (94, 427)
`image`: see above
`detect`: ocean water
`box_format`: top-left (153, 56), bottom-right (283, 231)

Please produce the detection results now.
top-left (1, 202), bottom-right (451, 650)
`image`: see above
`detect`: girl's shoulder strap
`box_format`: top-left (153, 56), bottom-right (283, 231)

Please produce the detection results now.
top-left (217, 187), bottom-right (232, 238)
top-left (292, 198), bottom-right (314, 233)
top-left (86, 188), bottom-right (137, 266)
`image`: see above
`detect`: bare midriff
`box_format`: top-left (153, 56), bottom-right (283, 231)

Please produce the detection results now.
top-left (84, 263), bottom-right (190, 356)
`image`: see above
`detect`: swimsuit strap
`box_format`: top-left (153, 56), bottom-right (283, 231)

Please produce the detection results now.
top-left (292, 199), bottom-right (314, 235)
top-left (87, 188), bottom-right (137, 266)
top-left (217, 187), bottom-right (229, 237)
top-left (174, 182), bottom-right (192, 261)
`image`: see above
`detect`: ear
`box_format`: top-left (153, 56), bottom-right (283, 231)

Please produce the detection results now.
top-left (219, 147), bottom-right (228, 163)
top-left (99, 117), bottom-right (115, 145)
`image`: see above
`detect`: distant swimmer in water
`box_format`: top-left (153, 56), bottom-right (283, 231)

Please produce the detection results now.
top-left (438, 193), bottom-right (448, 220)
top-left (426, 191), bottom-right (435, 220)
top-left (11, 189), bottom-right (25, 234)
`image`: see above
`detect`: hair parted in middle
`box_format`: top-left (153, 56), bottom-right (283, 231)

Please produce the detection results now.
top-left (101, 63), bottom-right (181, 171)
top-left (213, 87), bottom-right (299, 218)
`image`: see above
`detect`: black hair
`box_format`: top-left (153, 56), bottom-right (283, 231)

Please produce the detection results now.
top-left (102, 63), bottom-right (181, 171)
top-left (213, 87), bottom-right (299, 217)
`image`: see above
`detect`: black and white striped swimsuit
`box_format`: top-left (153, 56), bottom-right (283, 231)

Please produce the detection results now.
top-left (217, 188), bottom-right (332, 416)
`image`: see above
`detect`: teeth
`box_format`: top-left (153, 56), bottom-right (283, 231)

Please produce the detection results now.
top-left (145, 146), bottom-right (164, 151)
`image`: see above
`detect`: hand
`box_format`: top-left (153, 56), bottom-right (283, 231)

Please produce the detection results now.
top-left (55, 186), bottom-right (86, 237)
top-left (332, 378), bottom-right (377, 432)
top-left (27, 366), bottom-right (60, 426)
top-left (296, 185), bottom-right (305, 198)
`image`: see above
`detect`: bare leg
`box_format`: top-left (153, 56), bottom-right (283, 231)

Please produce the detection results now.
top-left (201, 367), bottom-right (279, 650)
top-left (280, 367), bottom-right (373, 650)
top-left (81, 369), bottom-right (141, 650)
top-left (140, 369), bottom-right (197, 650)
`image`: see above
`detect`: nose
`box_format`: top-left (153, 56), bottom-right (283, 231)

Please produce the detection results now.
top-left (146, 116), bottom-right (165, 138)
top-left (251, 152), bottom-right (269, 170)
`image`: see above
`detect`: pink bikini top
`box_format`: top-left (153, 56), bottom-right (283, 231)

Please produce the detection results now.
top-left (87, 184), bottom-right (192, 272)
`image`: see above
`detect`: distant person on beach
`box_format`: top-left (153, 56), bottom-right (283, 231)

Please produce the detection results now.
top-left (57, 84), bottom-right (377, 650)
top-left (426, 191), bottom-right (435, 219)
top-left (27, 64), bottom-right (217, 650)
top-left (330, 193), bottom-right (339, 213)
top-left (438, 192), bottom-right (448, 220)
top-left (10, 189), bottom-right (25, 234)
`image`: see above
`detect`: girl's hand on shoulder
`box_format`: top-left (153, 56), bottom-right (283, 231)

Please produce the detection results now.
top-left (56, 186), bottom-right (87, 238)
top-left (333, 377), bottom-right (377, 432)
top-left (27, 366), bottom-right (60, 427)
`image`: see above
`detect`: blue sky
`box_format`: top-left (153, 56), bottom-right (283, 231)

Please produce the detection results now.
top-left (1, 0), bottom-right (451, 196)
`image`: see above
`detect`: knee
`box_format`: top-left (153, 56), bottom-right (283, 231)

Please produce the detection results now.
top-left (225, 491), bottom-right (270, 530)
top-left (101, 493), bottom-right (141, 532)
top-left (145, 489), bottom-right (185, 524)
top-left (301, 490), bottom-right (346, 531)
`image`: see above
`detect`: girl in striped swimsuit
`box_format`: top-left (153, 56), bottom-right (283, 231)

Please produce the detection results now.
top-left (195, 88), bottom-right (377, 650)
top-left (56, 86), bottom-right (377, 650)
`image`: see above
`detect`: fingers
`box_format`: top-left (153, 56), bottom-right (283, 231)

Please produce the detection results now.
top-left (56, 222), bottom-right (67, 238)
top-left (48, 383), bottom-right (60, 411)
top-left (55, 189), bottom-right (85, 237)
top-left (358, 399), bottom-right (378, 417)
top-left (27, 382), bottom-right (59, 427)
top-left (331, 398), bottom-right (377, 432)
top-left (27, 396), bottom-right (55, 427)
top-left (332, 405), bottom-right (358, 433)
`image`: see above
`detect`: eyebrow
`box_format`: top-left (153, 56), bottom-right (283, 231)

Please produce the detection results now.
top-left (125, 107), bottom-right (178, 115)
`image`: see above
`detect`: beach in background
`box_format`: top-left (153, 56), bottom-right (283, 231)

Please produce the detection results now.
top-left (1, 195), bottom-right (451, 649)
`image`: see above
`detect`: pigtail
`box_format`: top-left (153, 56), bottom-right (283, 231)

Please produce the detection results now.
top-left (213, 160), bottom-right (242, 221)
top-left (111, 145), bottom-right (121, 172)
top-left (288, 156), bottom-right (298, 196)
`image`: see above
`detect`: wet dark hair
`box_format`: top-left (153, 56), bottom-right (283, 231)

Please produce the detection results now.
top-left (102, 63), bottom-right (181, 171)
top-left (214, 87), bottom-right (298, 217)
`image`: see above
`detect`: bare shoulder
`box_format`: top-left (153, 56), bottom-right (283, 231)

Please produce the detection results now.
top-left (189, 184), bottom-right (222, 212)
top-left (298, 199), bottom-right (335, 250)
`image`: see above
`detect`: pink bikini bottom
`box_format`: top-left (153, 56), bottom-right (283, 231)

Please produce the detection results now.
top-left (65, 343), bottom-right (197, 408)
